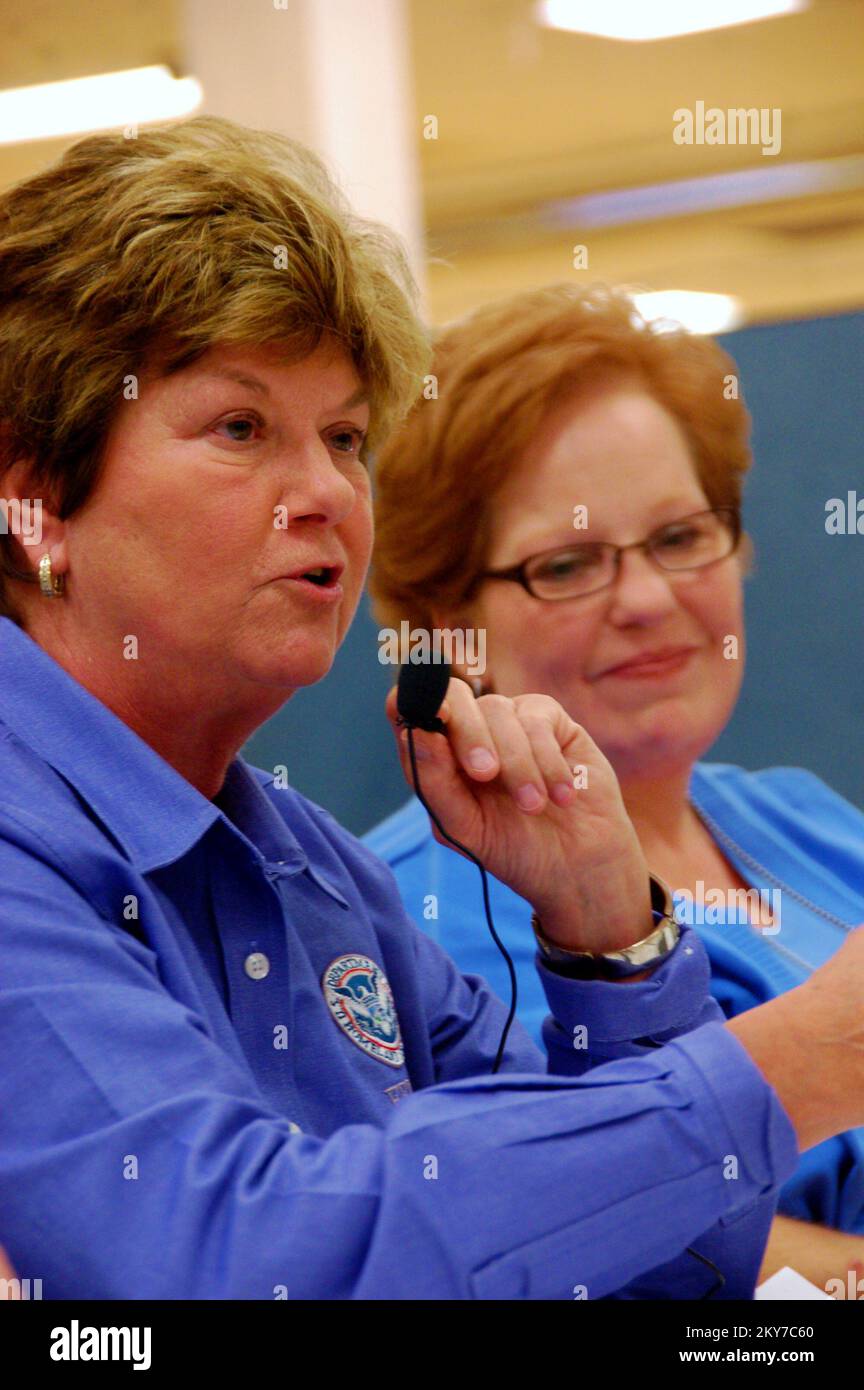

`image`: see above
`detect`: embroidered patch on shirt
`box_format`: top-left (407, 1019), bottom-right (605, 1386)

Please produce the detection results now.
top-left (322, 954), bottom-right (405, 1068)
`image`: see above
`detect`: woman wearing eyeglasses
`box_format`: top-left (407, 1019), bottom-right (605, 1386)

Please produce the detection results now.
top-left (365, 284), bottom-right (864, 1290)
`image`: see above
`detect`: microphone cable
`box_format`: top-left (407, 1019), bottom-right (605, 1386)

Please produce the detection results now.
top-left (397, 718), bottom-right (518, 1075)
top-left (398, 716), bottom-right (726, 1297)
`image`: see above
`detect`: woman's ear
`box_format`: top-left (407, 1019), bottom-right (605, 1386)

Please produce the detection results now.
top-left (0, 457), bottom-right (66, 579)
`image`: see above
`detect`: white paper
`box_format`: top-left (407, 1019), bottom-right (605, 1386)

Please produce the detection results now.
top-left (755, 1266), bottom-right (833, 1300)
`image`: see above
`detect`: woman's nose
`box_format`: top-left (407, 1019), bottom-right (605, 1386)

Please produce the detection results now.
top-left (280, 441), bottom-right (359, 526)
top-left (605, 546), bottom-right (680, 620)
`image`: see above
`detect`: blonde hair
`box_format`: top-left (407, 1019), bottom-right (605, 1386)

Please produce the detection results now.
top-left (370, 283), bottom-right (752, 633)
top-left (0, 115), bottom-right (430, 623)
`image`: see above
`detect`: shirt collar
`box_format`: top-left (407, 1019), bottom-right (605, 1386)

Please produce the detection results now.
top-left (0, 616), bottom-right (307, 875)
top-left (213, 758), bottom-right (309, 877)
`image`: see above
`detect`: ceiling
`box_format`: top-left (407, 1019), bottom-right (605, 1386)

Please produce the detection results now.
top-left (0, 0), bottom-right (862, 327)
top-left (408, 0), bottom-right (864, 323)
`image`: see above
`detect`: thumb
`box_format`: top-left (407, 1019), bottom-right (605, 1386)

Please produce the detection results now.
top-left (396, 725), bottom-right (481, 854)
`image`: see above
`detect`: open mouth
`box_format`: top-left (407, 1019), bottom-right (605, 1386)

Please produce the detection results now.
top-left (278, 564), bottom-right (345, 599)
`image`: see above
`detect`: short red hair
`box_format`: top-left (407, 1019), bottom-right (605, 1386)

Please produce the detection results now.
top-left (370, 283), bottom-right (752, 632)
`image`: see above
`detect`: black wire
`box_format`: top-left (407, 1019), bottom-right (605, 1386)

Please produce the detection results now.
top-left (687, 1244), bottom-right (726, 1298)
top-left (401, 721), bottom-right (518, 1074)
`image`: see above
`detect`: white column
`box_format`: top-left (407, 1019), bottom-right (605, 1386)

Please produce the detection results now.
top-left (180, 0), bottom-right (425, 298)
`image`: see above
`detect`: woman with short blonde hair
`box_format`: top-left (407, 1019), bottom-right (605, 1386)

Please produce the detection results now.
top-left (0, 116), bottom-right (426, 623)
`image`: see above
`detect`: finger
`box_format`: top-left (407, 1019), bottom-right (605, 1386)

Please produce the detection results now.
top-left (383, 680), bottom-right (462, 746)
top-left (476, 694), bottom-right (550, 813)
top-left (513, 697), bottom-right (577, 808)
top-left (396, 723), bottom-right (484, 859)
top-left (383, 679), bottom-right (460, 784)
top-left (383, 681), bottom-right (485, 856)
top-left (434, 677), bottom-right (500, 779)
top-left (396, 722), bottom-right (446, 778)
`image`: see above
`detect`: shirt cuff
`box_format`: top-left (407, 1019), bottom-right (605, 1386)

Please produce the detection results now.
top-left (538, 924), bottom-right (711, 1043)
top-left (538, 925), bottom-right (727, 1073)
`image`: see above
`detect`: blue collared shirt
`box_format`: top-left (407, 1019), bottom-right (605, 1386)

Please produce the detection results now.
top-left (0, 616), bottom-right (797, 1298)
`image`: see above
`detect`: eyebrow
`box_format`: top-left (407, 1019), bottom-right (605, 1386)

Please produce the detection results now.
top-left (206, 369), bottom-right (271, 395)
top-left (201, 369), bottom-right (369, 411)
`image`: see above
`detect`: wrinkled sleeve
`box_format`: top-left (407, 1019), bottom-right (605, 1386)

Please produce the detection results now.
top-left (409, 910), bottom-right (725, 1079)
top-left (0, 835), bottom-right (797, 1300)
top-left (537, 929), bottom-right (726, 1073)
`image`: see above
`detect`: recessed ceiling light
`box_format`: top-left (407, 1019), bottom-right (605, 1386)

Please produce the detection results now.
top-left (630, 290), bottom-right (743, 333)
top-left (536, 0), bottom-right (807, 42)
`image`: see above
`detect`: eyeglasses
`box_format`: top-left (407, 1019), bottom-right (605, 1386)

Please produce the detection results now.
top-left (478, 507), bottom-right (742, 601)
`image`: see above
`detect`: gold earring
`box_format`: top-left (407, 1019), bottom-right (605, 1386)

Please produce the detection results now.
top-left (38, 553), bottom-right (66, 598)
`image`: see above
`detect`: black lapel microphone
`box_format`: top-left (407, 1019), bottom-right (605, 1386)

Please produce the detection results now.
top-left (395, 660), bottom-right (517, 1073)
top-left (395, 659), bottom-right (450, 734)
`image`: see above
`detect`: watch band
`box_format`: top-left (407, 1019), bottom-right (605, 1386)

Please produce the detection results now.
top-left (532, 873), bottom-right (680, 979)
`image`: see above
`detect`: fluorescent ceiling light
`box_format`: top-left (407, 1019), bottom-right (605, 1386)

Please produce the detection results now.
top-left (543, 156), bottom-right (864, 230)
top-left (0, 65), bottom-right (203, 146)
top-left (537, 0), bottom-right (807, 42)
top-left (630, 291), bottom-right (743, 334)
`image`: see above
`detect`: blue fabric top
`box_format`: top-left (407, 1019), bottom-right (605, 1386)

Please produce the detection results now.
top-left (364, 762), bottom-right (864, 1234)
top-left (0, 615), bottom-right (798, 1299)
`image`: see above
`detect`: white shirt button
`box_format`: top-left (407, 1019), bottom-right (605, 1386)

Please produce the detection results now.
top-left (244, 952), bottom-right (271, 980)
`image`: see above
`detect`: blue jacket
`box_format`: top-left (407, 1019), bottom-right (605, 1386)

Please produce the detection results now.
top-left (0, 616), bottom-right (797, 1299)
top-left (365, 764), bottom-right (864, 1234)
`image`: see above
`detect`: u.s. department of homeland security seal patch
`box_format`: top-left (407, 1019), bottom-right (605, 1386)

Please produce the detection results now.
top-left (322, 955), bottom-right (405, 1068)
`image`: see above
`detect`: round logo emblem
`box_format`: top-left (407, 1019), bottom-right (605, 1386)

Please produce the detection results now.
top-left (322, 954), bottom-right (405, 1068)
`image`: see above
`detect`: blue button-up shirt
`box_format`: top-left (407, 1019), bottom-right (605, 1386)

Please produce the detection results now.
top-left (0, 616), bottom-right (797, 1298)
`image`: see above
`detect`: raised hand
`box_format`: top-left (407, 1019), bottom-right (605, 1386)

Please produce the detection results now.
top-left (386, 677), bottom-right (653, 953)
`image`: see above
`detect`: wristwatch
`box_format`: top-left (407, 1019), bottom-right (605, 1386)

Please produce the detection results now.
top-left (531, 873), bottom-right (679, 979)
